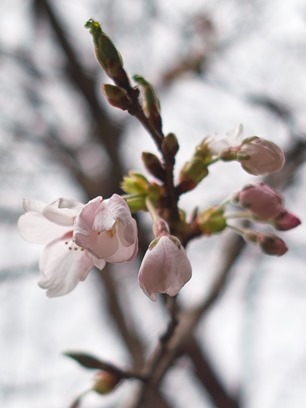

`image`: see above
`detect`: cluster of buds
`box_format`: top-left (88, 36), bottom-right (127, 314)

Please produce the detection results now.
top-left (178, 124), bottom-right (286, 194)
top-left (228, 182), bottom-right (300, 255)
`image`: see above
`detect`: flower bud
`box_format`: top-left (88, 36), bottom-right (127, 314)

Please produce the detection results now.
top-left (162, 133), bottom-right (179, 158)
top-left (121, 172), bottom-right (150, 195)
top-left (237, 136), bottom-right (285, 176)
top-left (142, 152), bottom-right (166, 181)
top-left (178, 158), bottom-right (209, 193)
top-left (197, 207), bottom-right (227, 234)
top-left (272, 209), bottom-right (301, 231)
top-left (85, 19), bottom-right (130, 89)
top-left (133, 74), bottom-right (162, 132)
top-left (102, 84), bottom-right (131, 110)
top-left (243, 230), bottom-right (288, 256)
top-left (235, 182), bottom-right (283, 219)
top-left (138, 235), bottom-right (192, 301)
top-left (92, 370), bottom-right (121, 395)
top-left (258, 234), bottom-right (288, 256)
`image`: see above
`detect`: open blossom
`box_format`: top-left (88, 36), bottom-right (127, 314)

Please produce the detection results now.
top-left (74, 195), bottom-right (138, 262)
top-left (138, 235), bottom-right (192, 301)
top-left (18, 195), bottom-right (138, 297)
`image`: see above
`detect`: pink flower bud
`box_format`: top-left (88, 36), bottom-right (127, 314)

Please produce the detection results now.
top-left (258, 234), bottom-right (288, 256)
top-left (243, 230), bottom-right (288, 256)
top-left (236, 182), bottom-right (283, 219)
top-left (138, 235), bottom-right (192, 301)
top-left (237, 137), bottom-right (285, 176)
top-left (272, 209), bottom-right (301, 231)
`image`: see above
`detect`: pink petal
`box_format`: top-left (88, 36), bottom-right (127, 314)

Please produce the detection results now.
top-left (38, 236), bottom-right (94, 297)
top-left (43, 198), bottom-right (83, 226)
top-left (138, 236), bottom-right (192, 301)
top-left (74, 229), bottom-right (119, 259)
top-left (104, 235), bottom-right (138, 263)
top-left (18, 212), bottom-right (71, 244)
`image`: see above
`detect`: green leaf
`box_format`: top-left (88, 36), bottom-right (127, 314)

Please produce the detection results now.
top-left (64, 352), bottom-right (125, 377)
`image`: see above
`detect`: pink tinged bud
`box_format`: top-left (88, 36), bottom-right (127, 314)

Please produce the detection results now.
top-left (237, 137), bottom-right (285, 176)
top-left (258, 234), bottom-right (288, 256)
top-left (243, 230), bottom-right (288, 256)
top-left (272, 209), bottom-right (301, 231)
top-left (138, 235), bottom-right (192, 301)
top-left (236, 182), bottom-right (283, 219)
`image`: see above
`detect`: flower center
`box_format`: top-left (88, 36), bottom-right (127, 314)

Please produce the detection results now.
top-left (64, 239), bottom-right (84, 251)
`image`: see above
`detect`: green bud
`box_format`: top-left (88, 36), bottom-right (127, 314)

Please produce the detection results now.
top-left (121, 171), bottom-right (150, 195)
top-left (85, 19), bottom-right (130, 88)
top-left (197, 207), bottom-right (227, 235)
top-left (178, 158), bottom-right (209, 192)
top-left (162, 133), bottom-right (179, 158)
top-left (133, 74), bottom-right (162, 131)
top-left (125, 195), bottom-right (146, 213)
top-left (103, 84), bottom-right (131, 110)
top-left (92, 370), bottom-right (121, 395)
top-left (142, 152), bottom-right (165, 181)
top-left (194, 138), bottom-right (213, 163)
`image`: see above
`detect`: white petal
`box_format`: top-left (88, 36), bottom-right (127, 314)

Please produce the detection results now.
top-left (88, 253), bottom-right (106, 270)
top-left (43, 198), bottom-right (83, 226)
top-left (38, 238), bottom-right (94, 297)
top-left (22, 198), bottom-right (46, 213)
top-left (18, 212), bottom-right (71, 244)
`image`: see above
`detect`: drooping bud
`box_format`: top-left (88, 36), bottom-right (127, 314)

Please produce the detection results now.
top-left (142, 152), bottom-right (166, 181)
top-left (92, 370), bottom-right (122, 394)
top-left (197, 207), bottom-right (227, 235)
top-left (243, 230), bottom-right (288, 256)
top-left (237, 136), bottom-right (285, 176)
top-left (138, 234), bottom-right (192, 301)
top-left (133, 74), bottom-right (162, 132)
top-left (178, 158), bottom-right (209, 193)
top-left (102, 84), bottom-right (131, 110)
top-left (272, 209), bottom-right (301, 231)
top-left (235, 182), bottom-right (283, 219)
top-left (162, 133), bottom-right (179, 158)
top-left (258, 234), bottom-right (288, 256)
top-left (85, 19), bottom-right (130, 89)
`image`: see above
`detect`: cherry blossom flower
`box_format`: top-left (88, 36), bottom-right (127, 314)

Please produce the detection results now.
top-left (235, 182), bottom-right (283, 219)
top-left (138, 235), bottom-right (192, 301)
top-left (18, 194), bottom-right (138, 297)
top-left (18, 197), bottom-right (105, 297)
top-left (73, 195), bottom-right (138, 262)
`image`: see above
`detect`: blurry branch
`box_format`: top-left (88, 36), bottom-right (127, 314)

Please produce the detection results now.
top-left (32, 0), bottom-right (123, 197)
top-left (100, 266), bottom-right (145, 370)
top-left (160, 15), bottom-right (216, 87)
top-left (0, 264), bottom-right (38, 282)
top-left (31, 0), bottom-right (150, 389)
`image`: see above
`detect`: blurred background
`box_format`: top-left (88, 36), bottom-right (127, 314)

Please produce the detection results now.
top-left (1, 0), bottom-right (306, 407)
